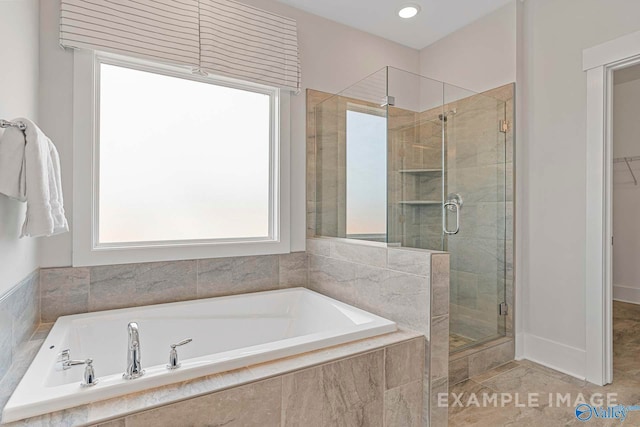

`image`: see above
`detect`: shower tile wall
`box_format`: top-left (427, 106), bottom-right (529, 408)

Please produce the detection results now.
top-left (387, 106), bottom-right (414, 247)
top-left (388, 107), bottom-right (444, 250)
top-left (306, 90), bottom-right (332, 238)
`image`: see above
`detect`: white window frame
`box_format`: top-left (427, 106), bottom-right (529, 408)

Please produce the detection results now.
top-left (72, 50), bottom-right (290, 266)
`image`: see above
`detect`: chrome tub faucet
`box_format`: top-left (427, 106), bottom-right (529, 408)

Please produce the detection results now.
top-left (123, 322), bottom-right (144, 379)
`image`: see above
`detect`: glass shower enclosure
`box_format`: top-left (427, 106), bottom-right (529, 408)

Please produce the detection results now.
top-left (312, 67), bottom-right (511, 353)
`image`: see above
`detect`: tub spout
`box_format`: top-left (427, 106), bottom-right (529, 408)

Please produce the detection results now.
top-left (123, 322), bottom-right (144, 379)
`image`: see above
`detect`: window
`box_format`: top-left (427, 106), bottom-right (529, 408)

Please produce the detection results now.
top-left (73, 52), bottom-right (290, 266)
top-left (98, 64), bottom-right (272, 244)
top-left (346, 109), bottom-right (387, 240)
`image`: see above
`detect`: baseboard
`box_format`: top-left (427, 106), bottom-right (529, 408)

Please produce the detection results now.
top-left (515, 332), bottom-right (525, 360)
top-left (613, 284), bottom-right (640, 305)
top-left (521, 333), bottom-right (586, 380)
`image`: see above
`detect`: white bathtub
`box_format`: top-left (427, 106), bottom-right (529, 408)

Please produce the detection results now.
top-left (2, 288), bottom-right (396, 423)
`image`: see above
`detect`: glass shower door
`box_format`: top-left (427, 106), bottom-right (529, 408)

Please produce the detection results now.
top-left (385, 69), bottom-right (509, 353)
top-left (443, 85), bottom-right (508, 352)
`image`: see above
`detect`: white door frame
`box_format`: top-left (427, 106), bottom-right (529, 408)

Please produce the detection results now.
top-left (584, 30), bottom-right (640, 386)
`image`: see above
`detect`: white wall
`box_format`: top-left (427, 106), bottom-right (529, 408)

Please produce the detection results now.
top-left (37, 0), bottom-right (74, 268)
top-left (612, 78), bottom-right (640, 303)
top-left (418, 1), bottom-right (517, 93)
top-left (38, 0), bottom-right (420, 267)
top-left (519, 0), bottom-right (640, 378)
top-left (414, 0), bottom-right (640, 377)
top-left (0, 0), bottom-right (40, 295)
top-left (613, 78), bottom-right (640, 158)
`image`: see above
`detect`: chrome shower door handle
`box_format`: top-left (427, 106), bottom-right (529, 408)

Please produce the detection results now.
top-left (443, 200), bottom-right (461, 235)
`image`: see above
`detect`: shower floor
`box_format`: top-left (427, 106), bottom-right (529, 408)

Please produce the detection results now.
top-left (449, 333), bottom-right (476, 352)
top-left (450, 332), bottom-right (506, 354)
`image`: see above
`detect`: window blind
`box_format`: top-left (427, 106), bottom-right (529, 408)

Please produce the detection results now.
top-left (60, 0), bottom-right (201, 68)
top-left (60, 0), bottom-right (301, 91)
top-left (198, 0), bottom-right (300, 91)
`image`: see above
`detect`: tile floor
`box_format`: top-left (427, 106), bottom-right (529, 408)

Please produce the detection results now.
top-left (448, 301), bottom-right (640, 426)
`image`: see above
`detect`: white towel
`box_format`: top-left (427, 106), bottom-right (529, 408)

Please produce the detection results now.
top-left (0, 118), bottom-right (68, 237)
top-left (0, 126), bottom-right (26, 201)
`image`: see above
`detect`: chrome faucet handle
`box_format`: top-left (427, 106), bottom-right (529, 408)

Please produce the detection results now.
top-left (172, 338), bottom-right (193, 348)
top-left (56, 349), bottom-right (71, 370)
top-left (167, 338), bottom-right (192, 370)
top-left (80, 358), bottom-right (98, 387)
top-left (56, 350), bottom-right (98, 387)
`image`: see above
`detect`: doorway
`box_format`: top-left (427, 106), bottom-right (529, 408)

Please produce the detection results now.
top-left (611, 64), bottom-right (640, 379)
top-left (584, 29), bottom-right (640, 386)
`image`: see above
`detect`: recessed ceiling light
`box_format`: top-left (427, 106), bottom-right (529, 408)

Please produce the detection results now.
top-left (398, 4), bottom-right (420, 19)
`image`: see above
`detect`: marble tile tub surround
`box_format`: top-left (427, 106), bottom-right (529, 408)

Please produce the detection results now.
top-left (114, 338), bottom-right (424, 427)
top-left (1, 330), bottom-right (424, 426)
top-left (39, 252), bottom-right (308, 323)
top-left (0, 270), bottom-right (40, 384)
top-left (307, 237), bottom-right (449, 334)
top-left (306, 236), bottom-right (450, 427)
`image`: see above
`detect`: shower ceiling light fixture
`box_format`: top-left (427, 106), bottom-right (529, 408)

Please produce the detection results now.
top-left (398, 4), bottom-right (421, 19)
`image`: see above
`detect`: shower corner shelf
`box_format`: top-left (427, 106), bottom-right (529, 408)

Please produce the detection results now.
top-left (398, 168), bottom-right (443, 174)
top-left (398, 200), bottom-right (441, 206)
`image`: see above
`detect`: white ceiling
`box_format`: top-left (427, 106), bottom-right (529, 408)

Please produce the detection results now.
top-left (275, 0), bottom-right (513, 50)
